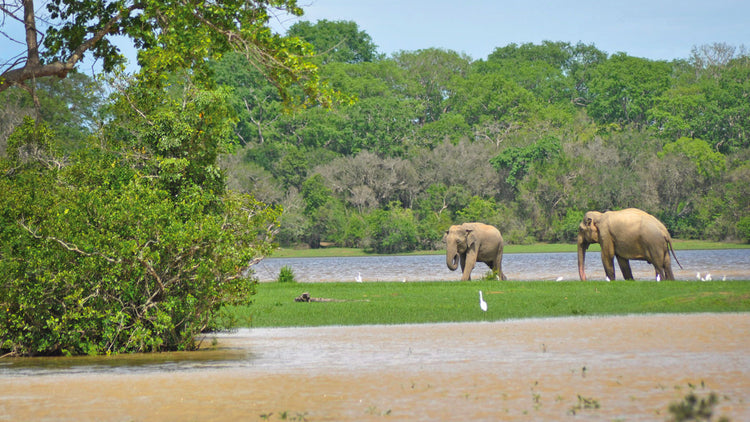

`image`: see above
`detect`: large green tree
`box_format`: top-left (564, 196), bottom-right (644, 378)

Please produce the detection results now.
top-left (0, 0), bottom-right (345, 356)
top-left (1, 0), bottom-right (339, 108)
top-left (287, 19), bottom-right (380, 64)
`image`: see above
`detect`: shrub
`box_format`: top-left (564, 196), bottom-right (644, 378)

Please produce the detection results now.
top-left (0, 120), bottom-right (280, 356)
top-left (738, 216), bottom-right (750, 243)
top-left (277, 266), bottom-right (297, 283)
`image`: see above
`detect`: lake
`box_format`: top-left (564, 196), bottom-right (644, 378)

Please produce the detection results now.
top-left (253, 249), bottom-right (750, 282)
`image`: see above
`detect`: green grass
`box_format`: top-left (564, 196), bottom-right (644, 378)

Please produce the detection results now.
top-left (220, 280), bottom-right (750, 328)
top-left (271, 240), bottom-right (748, 258)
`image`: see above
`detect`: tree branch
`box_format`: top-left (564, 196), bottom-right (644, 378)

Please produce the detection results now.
top-left (0, 1), bottom-right (137, 92)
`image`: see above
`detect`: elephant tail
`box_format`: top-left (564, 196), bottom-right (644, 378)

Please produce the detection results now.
top-left (668, 240), bottom-right (683, 269)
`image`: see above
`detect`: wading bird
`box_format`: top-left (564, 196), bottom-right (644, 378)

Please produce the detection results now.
top-left (479, 290), bottom-right (487, 312)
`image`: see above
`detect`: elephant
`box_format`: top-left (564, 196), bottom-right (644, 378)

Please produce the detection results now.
top-left (444, 222), bottom-right (507, 281)
top-left (577, 208), bottom-right (682, 281)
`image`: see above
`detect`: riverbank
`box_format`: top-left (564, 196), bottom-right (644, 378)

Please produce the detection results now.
top-left (271, 239), bottom-right (749, 258)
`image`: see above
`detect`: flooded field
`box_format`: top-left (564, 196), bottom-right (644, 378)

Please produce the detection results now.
top-left (2, 313), bottom-right (749, 421)
top-left (254, 249), bottom-right (750, 282)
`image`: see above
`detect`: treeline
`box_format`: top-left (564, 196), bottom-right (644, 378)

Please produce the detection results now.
top-left (214, 21), bottom-right (750, 251)
top-left (3, 22), bottom-right (749, 253)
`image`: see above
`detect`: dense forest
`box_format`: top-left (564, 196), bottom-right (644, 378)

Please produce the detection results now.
top-left (3, 21), bottom-right (750, 255)
top-left (214, 21), bottom-right (750, 252)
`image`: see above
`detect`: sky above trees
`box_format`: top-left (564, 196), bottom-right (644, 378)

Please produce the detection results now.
top-left (2, 0), bottom-right (747, 76)
top-left (275, 0), bottom-right (749, 61)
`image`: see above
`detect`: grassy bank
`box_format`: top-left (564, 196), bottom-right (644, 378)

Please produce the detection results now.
top-left (271, 240), bottom-right (748, 258)
top-left (220, 280), bottom-right (750, 328)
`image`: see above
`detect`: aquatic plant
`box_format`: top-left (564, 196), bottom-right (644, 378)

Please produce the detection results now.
top-left (668, 391), bottom-right (729, 422)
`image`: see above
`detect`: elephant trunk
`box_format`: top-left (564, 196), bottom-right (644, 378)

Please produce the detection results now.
top-left (577, 233), bottom-right (589, 281)
top-left (446, 246), bottom-right (459, 271)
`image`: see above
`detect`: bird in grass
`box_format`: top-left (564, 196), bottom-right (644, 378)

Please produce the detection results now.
top-left (656, 273), bottom-right (661, 282)
top-left (355, 272), bottom-right (363, 283)
top-left (478, 290), bottom-right (488, 312)
top-left (556, 276), bottom-right (564, 281)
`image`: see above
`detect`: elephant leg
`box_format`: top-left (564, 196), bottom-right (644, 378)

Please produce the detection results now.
top-left (616, 256), bottom-right (634, 280)
top-left (462, 253), bottom-right (477, 281)
top-left (601, 253), bottom-right (617, 281)
top-left (495, 251), bottom-right (507, 280)
top-left (662, 257), bottom-right (675, 280)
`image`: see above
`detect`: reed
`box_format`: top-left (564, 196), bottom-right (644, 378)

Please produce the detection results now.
top-left (218, 279), bottom-right (750, 328)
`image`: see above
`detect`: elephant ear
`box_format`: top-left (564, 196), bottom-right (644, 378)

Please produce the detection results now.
top-left (465, 228), bottom-right (477, 249)
top-left (588, 215), bottom-right (600, 240)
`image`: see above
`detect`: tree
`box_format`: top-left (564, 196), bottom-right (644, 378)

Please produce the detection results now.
top-left (0, 0), bottom-right (346, 356)
top-left (287, 19), bottom-right (380, 64)
top-left (1, 0), bottom-right (340, 108)
top-left (0, 70), bottom-right (105, 144)
top-left (490, 136), bottom-right (562, 190)
top-left (1, 117), bottom-right (281, 355)
top-left (393, 48), bottom-right (472, 124)
top-left (587, 53), bottom-right (672, 127)
top-left (366, 202), bottom-right (418, 254)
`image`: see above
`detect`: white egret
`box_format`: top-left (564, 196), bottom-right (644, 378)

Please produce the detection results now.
top-left (656, 273), bottom-right (661, 282)
top-left (705, 273), bottom-right (712, 281)
top-left (355, 272), bottom-right (363, 283)
top-left (605, 276), bottom-right (611, 282)
top-left (478, 290), bottom-right (487, 312)
top-left (556, 276), bottom-right (564, 281)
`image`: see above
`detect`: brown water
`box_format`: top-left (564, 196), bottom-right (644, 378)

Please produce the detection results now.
top-left (2, 313), bottom-right (749, 421)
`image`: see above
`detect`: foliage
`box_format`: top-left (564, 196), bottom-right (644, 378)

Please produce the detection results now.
top-left (0, 71), bottom-right (105, 152)
top-left (738, 216), bottom-right (750, 243)
top-left (490, 136), bottom-right (562, 190)
top-left (3, 0), bottom-right (347, 109)
top-left (287, 20), bottom-right (380, 64)
top-left (219, 36), bottom-right (750, 249)
top-left (366, 203), bottom-right (419, 254)
top-left (0, 119), bottom-right (280, 356)
top-left (277, 266), bottom-right (297, 283)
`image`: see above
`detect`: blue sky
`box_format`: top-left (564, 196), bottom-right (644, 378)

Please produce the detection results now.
top-left (272, 0), bottom-right (749, 60)
top-left (2, 0), bottom-right (748, 74)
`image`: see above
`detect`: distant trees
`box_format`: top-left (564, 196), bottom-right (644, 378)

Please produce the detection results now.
top-left (214, 25), bottom-right (750, 248)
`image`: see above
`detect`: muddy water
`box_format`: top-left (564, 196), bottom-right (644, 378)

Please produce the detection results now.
top-left (254, 249), bottom-right (750, 282)
top-left (2, 313), bottom-right (749, 421)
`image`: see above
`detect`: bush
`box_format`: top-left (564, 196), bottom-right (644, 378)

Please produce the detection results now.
top-left (738, 216), bottom-right (750, 243)
top-left (0, 120), bottom-right (280, 356)
top-left (366, 202), bottom-right (419, 254)
top-left (277, 266), bottom-right (297, 283)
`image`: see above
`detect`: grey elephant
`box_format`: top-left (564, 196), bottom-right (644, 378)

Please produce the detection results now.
top-left (577, 208), bottom-right (682, 281)
top-left (444, 222), bottom-right (507, 281)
